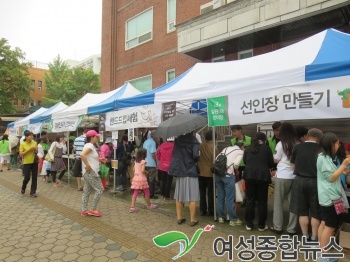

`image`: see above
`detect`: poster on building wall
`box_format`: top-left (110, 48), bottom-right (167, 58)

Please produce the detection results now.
top-left (226, 75), bottom-right (350, 124)
top-left (104, 104), bottom-right (161, 131)
top-left (162, 101), bottom-right (176, 121)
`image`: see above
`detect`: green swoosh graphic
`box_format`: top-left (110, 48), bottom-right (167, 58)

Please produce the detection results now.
top-left (153, 229), bottom-right (204, 260)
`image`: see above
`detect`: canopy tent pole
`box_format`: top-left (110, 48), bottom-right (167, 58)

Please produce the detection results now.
top-left (213, 126), bottom-right (217, 221)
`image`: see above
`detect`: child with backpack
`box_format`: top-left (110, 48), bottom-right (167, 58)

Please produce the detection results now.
top-left (214, 142), bottom-right (244, 226)
top-left (129, 148), bottom-right (157, 213)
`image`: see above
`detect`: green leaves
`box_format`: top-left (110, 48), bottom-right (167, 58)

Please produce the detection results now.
top-left (44, 55), bottom-right (100, 106)
top-left (0, 38), bottom-right (32, 113)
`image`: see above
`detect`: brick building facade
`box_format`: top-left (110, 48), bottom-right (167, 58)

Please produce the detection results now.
top-left (101, 0), bottom-right (350, 93)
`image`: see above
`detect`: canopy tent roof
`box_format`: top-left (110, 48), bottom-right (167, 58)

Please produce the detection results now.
top-left (10, 107), bottom-right (49, 128)
top-left (110, 29), bottom-right (350, 109)
top-left (52, 83), bottom-right (141, 120)
top-left (30, 102), bottom-right (68, 124)
top-left (87, 82), bottom-right (142, 115)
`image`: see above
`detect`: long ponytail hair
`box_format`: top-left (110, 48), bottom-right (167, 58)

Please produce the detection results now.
top-left (279, 122), bottom-right (298, 159)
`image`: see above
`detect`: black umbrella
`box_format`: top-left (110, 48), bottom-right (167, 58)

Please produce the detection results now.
top-left (155, 113), bottom-right (207, 139)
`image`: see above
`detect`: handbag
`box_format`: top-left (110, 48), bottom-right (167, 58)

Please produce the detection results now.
top-left (100, 164), bottom-right (110, 179)
top-left (235, 179), bottom-right (245, 202)
top-left (45, 143), bottom-right (57, 162)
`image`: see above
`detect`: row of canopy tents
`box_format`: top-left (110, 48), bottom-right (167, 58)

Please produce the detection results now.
top-left (8, 28), bottom-right (350, 135)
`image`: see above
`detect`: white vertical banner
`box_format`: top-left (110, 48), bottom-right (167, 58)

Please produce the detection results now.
top-left (227, 76), bottom-right (350, 125)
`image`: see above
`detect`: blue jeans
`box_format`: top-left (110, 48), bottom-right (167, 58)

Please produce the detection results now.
top-left (216, 173), bottom-right (237, 221)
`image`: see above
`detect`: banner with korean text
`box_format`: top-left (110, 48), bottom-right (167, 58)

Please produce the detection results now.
top-left (24, 123), bottom-right (43, 134)
top-left (207, 96), bottom-right (229, 127)
top-left (104, 104), bottom-right (162, 131)
top-left (50, 117), bottom-right (83, 132)
top-left (227, 76), bottom-right (350, 124)
top-left (8, 127), bottom-right (19, 136)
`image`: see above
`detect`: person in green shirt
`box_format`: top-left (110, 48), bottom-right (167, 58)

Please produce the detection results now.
top-left (19, 130), bottom-right (38, 197)
top-left (40, 131), bottom-right (50, 154)
top-left (230, 125), bottom-right (251, 174)
top-left (231, 125), bottom-right (251, 207)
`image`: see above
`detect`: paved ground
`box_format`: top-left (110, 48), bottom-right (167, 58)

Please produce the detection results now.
top-left (0, 169), bottom-right (349, 262)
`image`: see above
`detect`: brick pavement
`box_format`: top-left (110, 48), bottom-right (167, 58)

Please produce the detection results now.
top-left (0, 169), bottom-right (349, 262)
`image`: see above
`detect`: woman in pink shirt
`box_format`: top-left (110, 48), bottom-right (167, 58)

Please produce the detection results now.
top-left (157, 138), bottom-right (175, 200)
top-left (99, 137), bottom-right (112, 190)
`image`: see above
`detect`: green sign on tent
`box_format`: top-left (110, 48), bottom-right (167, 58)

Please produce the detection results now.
top-left (207, 96), bottom-right (229, 127)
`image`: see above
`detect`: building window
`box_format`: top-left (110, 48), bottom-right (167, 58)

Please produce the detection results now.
top-left (166, 69), bottom-right (175, 83)
top-left (212, 56), bottom-right (225, 62)
top-left (126, 8), bottom-right (153, 49)
top-left (238, 49), bottom-right (253, 60)
top-left (29, 100), bottom-right (36, 107)
top-left (167, 0), bottom-right (176, 32)
top-left (31, 80), bottom-right (35, 88)
top-left (38, 81), bottom-right (42, 90)
top-left (128, 75), bottom-right (152, 93)
top-left (38, 100), bottom-right (41, 105)
top-left (21, 100), bottom-right (25, 109)
top-left (13, 100), bottom-right (18, 106)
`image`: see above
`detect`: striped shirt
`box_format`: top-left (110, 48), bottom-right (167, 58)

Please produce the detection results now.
top-left (73, 135), bottom-right (85, 158)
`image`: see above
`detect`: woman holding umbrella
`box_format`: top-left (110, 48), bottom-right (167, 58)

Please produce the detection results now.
top-left (169, 131), bottom-right (200, 226)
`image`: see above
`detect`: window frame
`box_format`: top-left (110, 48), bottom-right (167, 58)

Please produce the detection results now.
top-left (238, 49), bottom-right (253, 60)
top-left (125, 7), bottom-right (153, 50)
top-left (128, 74), bottom-right (153, 93)
top-left (212, 56), bottom-right (225, 63)
top-left (167, 0), bottom-right (176, 33)
top-left (166, 69), bottom-right (175, 83)
top-left (29, 100), bottom-right (36, 107)
top-left (38, 80), bottom-right (42, 90)
top-left (31, 80), bottom-right (35, 88)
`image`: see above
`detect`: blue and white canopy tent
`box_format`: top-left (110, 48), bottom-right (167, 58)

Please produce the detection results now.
top-left (30, 102), bottom-right (68, 124)
top-left (104, 29), bottom-right (350, 125)
top-left (50, 82), bottom-right (141, 132)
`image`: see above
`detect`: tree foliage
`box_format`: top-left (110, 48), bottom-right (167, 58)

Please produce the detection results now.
top-left (0, 38), bottom-right (32, 113)
top-left (44, 55), bottom-right (100, 105)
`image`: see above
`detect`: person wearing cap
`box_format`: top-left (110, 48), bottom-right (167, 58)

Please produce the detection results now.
top-left (290, 128), bottom-right (323, 242)
top-left (80, 130), bottom-right (107, 217)
top-left (19, 130), bottom-right (38, 197)
top-left (99, 137), bottom-right (113, 190)
top-left (73, 129), bottom-right (88, 191)
top-left (143, 130), bottom-right (158, 199)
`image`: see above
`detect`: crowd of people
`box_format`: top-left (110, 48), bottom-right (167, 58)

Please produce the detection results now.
top-left (2, 121), bottom-right (350, 260)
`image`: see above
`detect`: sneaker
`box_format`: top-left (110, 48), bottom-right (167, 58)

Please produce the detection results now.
top-left (246, 225), bottom-right (253, 231)
top-left (218, 217), bottom-right (225, 223)
top-left (129, 207), bottom-right (139, 213)
top-left (81, 211), bottom-right (89, 217)
top-left (21, 189), bottom-right (25, 194)
top-left (147, 204), bottom-right (158, 209)
top-left (30, 193), bottom-right (37, 198)
top-left (230, 219), bottom-right (242, 226)
top-left (259, 225), bottom-right (268, 232)
top-left (88, 210), bottom-right (102, 217)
